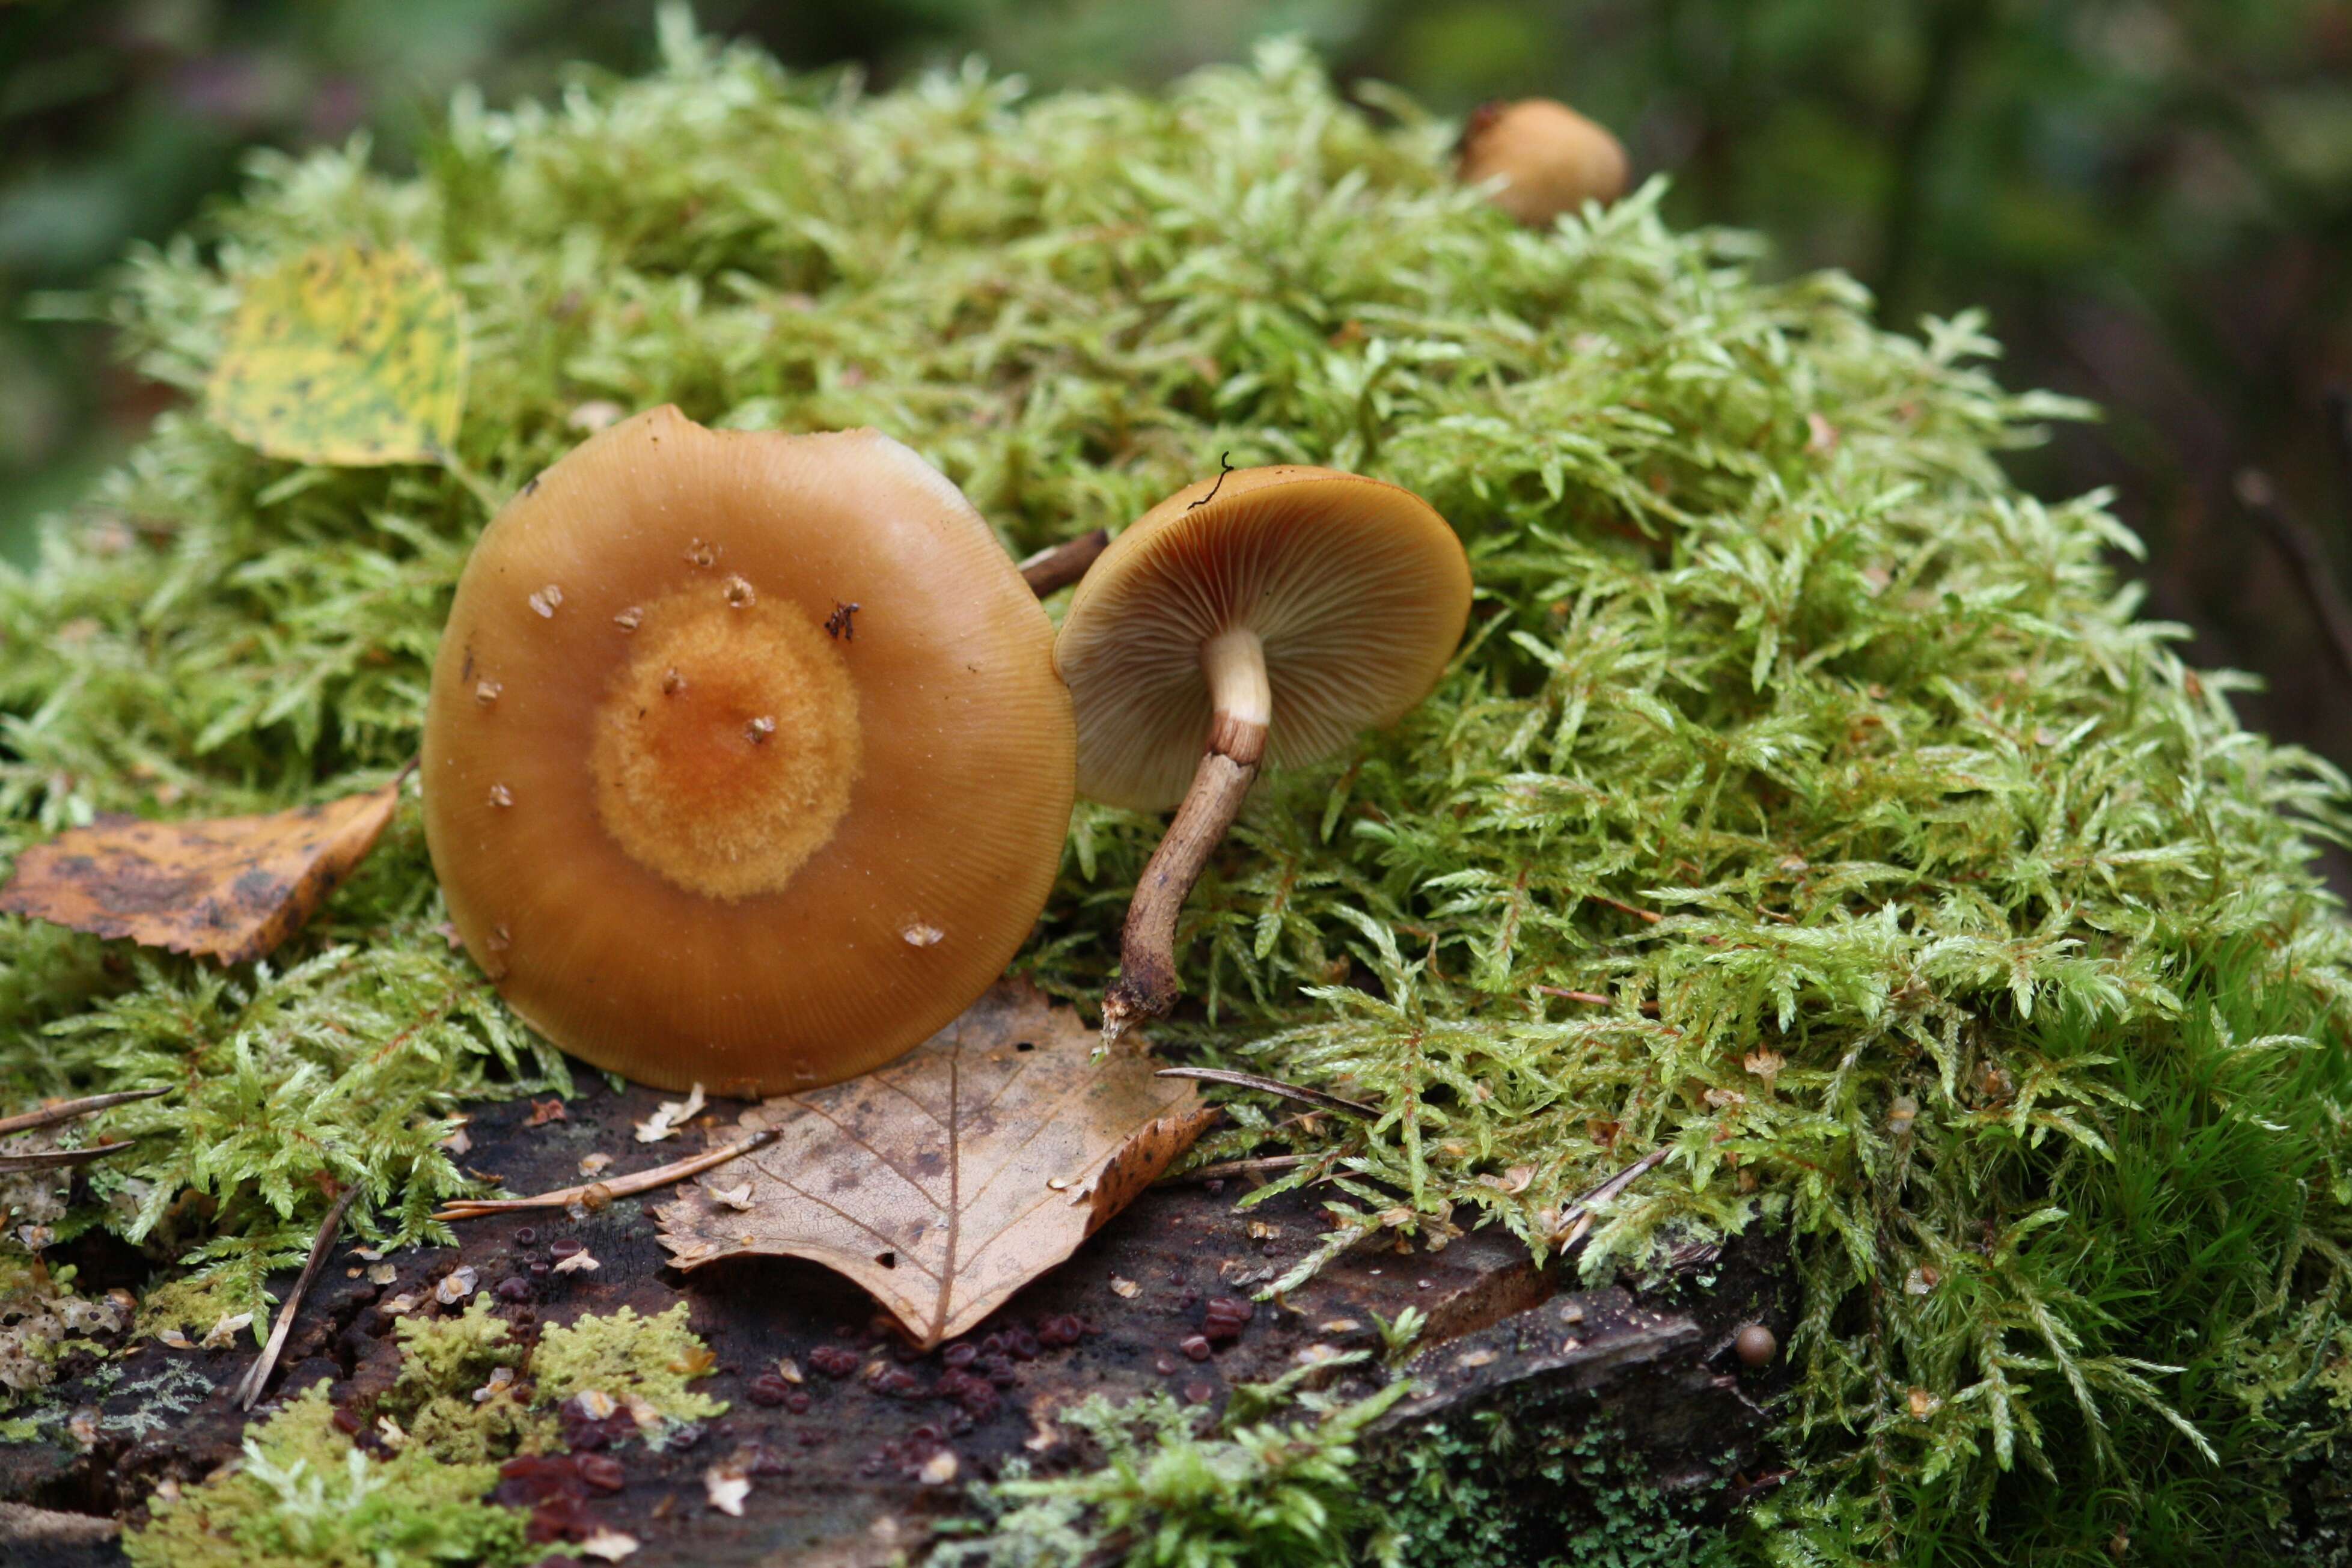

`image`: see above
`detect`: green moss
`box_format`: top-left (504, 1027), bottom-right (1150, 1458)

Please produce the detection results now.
top-left (1370, 1414), bottom-right (1735, 1568)
top-left (124, 1385), bottom-right (533, 1568)
top-left (136, 1274), bottom-right (252, 1342)
top-left (530, 1302), bottom-right (723, 1428)
top-left (939, 1364), bottom-right (1410, 1568)
top-left (382, 1296), bottom-right (551, 1465)
top-left (2, 9), bottom-right (2350, 1559)
top-left (119, 1297), bottom-right (721, 1564)
top-left (392, 1295), bottom-right (524, 1394)
top-left (946, 1365), bottom-right (1729, 1567)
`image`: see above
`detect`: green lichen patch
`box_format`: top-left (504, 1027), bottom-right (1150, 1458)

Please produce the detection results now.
top-left (530, 1302), bottom-right (724, 1427)
top-left (124, 1385), bottom-right (533, 1568)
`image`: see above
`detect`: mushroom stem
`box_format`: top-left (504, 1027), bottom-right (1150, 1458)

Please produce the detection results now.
top-left (1019, 528), bottom-right (1111, 597)
top-left (1103, 629), bottom-right (1269, 1045)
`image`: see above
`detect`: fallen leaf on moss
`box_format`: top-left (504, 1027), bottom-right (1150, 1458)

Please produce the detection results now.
top-left (0, 777), bottom-right (405, 964)
top-left (655, 980), bottom-right (1215, 1347)
top-left (207, 242), bottom-right (468, 466)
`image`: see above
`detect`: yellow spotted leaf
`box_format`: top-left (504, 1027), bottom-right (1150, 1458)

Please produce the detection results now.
top-left (0, 778), bottom-right (405, 965)
top-left (207, 243), bottom-right (467, 466)
top-left (655, 981), bottom-right (1215, 1347)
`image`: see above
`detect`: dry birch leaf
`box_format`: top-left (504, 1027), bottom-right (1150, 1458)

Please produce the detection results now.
top-left (0, 778), bottom-right (404, 965)
top-left (655, 980), bottom-right (1214, 1347)
top-left (207, 243), bottom-right (467, 466)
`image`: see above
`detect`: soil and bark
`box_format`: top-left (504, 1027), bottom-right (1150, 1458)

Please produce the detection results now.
top-left (0, 1074), bottom-right (1794, 1566)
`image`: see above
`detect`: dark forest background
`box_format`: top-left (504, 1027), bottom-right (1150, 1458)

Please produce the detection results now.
top-left (4, 0), bottom-right (2349, 789)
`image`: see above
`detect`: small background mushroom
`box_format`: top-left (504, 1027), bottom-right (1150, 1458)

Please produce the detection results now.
top-left (1456, 98), bottom-right (1629, 225)
top-left (1056, 465), bottom-right (1471, 1037)
top-left (423, 406), bottom-right (1075, 1095)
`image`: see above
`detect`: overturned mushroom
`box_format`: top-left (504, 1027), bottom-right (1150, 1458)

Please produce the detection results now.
top-left (1055, 466), bottom-right (1471, 1041)
top-left (423, 406), bottom-right (1075, 1094)
top-left (1456, 98), bottom-right (1628, 225)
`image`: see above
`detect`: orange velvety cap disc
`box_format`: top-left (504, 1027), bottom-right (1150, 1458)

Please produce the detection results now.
top-left (421, 406), bottom-right (1075, 1095)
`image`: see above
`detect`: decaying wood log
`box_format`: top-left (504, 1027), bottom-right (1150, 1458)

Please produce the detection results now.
top-left (0, 1071), bottom-right (1794, 1564)
top-left (1, 1501), bottom-right (120, 1568)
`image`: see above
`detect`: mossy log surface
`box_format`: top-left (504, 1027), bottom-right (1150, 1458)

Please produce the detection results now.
top-left (10, 28), bottom-right (2351, 1556)
top-left (0, 1077), bottom-right (1789, 1563)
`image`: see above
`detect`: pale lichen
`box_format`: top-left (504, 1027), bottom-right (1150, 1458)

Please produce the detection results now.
top-left (0, 1255), bottom-right (126, 1409)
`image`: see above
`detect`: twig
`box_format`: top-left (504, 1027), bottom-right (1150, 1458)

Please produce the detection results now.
top-left (1018, 528), bottom-right (1110, 597)
top-left (1161, 1153), bottom-right (1315, 1183)
top-left (1573, 1144), bottom-right (1672, 1210)
top-left (433, 1127), bottom-right (778, 1220)
top-left (1153, 1067), bottom-right (1378, 1120)
top-left (0, 1085), bottom-right (168, 1138)
top-left (0, 1141), bottom-right (138, 1174)
top-left (1537, 986), bottom-right (1662, 1018)
top-left (1587, 894), bottom-right (1663, 925)
top-left (1545, 1145), bottom-right (1671, 1251)
top-left (2237, 468), bottom-right (2352, 689)
top-left (236, 1183), bottom-right (358, 1410)
top-left (1188, 452), bottom-right (1236, 510)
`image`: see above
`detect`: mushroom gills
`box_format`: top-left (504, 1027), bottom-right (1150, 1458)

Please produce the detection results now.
top-left (1056, 463), bottom-right (1470, 1048)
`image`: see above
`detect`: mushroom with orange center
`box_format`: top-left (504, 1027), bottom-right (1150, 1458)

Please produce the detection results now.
top-left (421, 406), bottom-right (1075, 1095)
top-left (1456, 98), bottom-right (1628, 226)
top-left (1055, 466), bottom-right (1471, 1042)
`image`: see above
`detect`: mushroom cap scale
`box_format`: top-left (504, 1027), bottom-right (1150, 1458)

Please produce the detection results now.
top-left (423, 406), bottom-right (1075, 1095)
top-left (1055, 466), bottom-right (1471, 812)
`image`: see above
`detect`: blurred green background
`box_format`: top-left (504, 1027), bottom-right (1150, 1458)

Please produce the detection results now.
top-left (4, 0), bottom-right (2350, 766)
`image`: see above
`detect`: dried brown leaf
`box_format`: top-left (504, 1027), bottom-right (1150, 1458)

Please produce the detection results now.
top-left (655, 981), bottom-right (1213, 1347)
top-left (0, 778), bottom-right (404, 964)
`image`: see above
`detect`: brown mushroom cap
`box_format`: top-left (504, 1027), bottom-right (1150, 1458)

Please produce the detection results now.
top-left (422, 406), bottom-right (1075, 1094)
top-left (1054, 466), bottom-right (1471, 812)
top-left (1456, 98), bottom-right (1629, 226)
